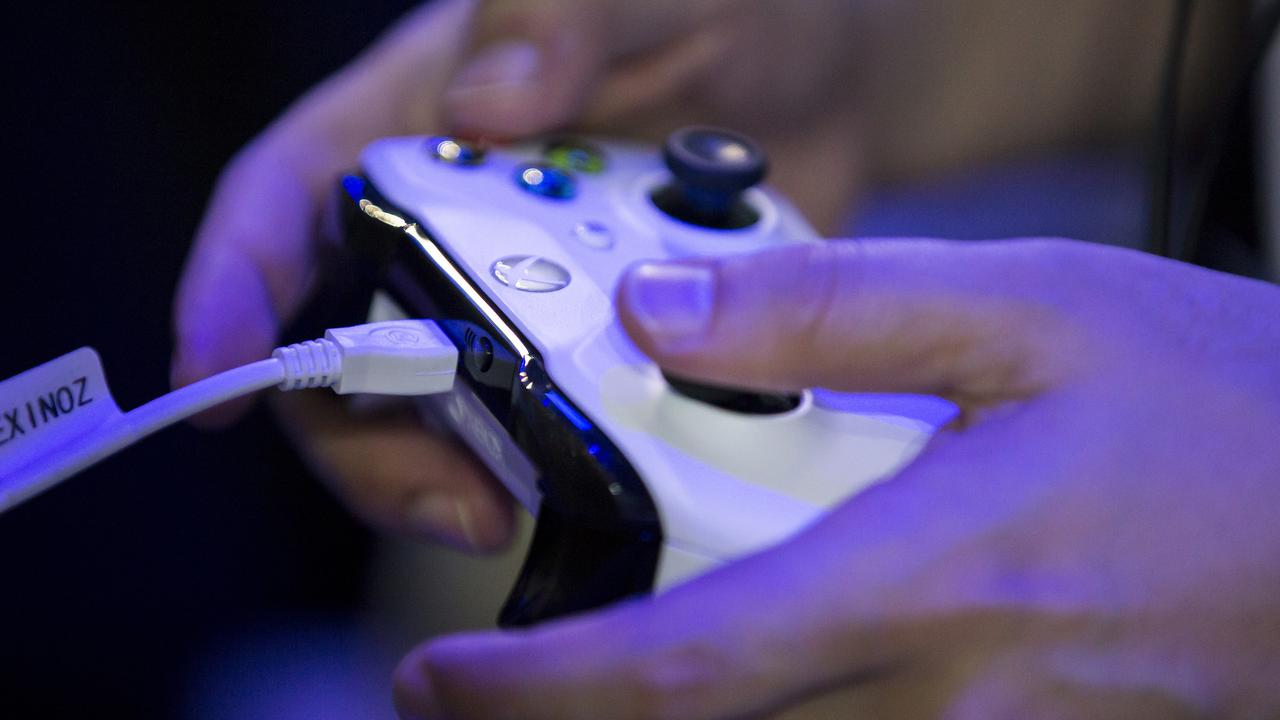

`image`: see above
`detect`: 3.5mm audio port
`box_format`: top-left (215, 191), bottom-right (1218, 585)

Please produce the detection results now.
top-left (464, 328), bottom-right (495, 373)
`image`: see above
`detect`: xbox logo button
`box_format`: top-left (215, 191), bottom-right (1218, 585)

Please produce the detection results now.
top-left (491, 255), bottom-right (571, 293)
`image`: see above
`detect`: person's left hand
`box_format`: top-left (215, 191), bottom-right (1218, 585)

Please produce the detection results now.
top-left (392, 238), bottom-right (1280, 719)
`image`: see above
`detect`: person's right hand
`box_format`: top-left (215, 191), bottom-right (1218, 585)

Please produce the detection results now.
top-left (393, 239), bottom-right (1280, 719)
top-left (170, 0), bottom-right (884, 551)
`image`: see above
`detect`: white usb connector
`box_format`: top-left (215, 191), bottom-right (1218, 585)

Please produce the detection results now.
top-left (0, 320), bottom-right (458, 513)
top-left (274, 320), bottom-right (457, 395)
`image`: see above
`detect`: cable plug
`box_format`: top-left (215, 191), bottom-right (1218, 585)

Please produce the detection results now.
top-left (0, 319), bottom-right (460, 514)
top-left (273, 320), bottom-right (458, 396)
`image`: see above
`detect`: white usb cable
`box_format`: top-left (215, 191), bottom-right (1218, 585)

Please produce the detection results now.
top-left (0, 320), bottom-right (457, 514)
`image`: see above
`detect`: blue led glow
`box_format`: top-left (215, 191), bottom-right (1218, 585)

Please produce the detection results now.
top-left (545, 391), bottom-right (592, 431)
top-left (341, 175), bottom-right (366, 201)
top-left (515, 164), bottom-right (577, 200)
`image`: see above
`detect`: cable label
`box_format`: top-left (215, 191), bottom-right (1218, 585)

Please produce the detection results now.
top-left (2, 376), bottom-right (94, 444)
top-left (0, 347), bottom-right (122, 481)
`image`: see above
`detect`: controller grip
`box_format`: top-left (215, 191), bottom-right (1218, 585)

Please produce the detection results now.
top-left (499, 498), bottom-right (659, 627)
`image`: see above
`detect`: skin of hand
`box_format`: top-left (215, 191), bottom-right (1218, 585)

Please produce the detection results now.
top-left (392, 238), bottom-right (1280, 719)
top-left (169, 0), bottom-right (1244, 552)
top-left (169, 0), bottom-right (887, 550)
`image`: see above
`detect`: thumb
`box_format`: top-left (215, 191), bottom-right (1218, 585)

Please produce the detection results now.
top-left (444, 1), bottom-right (609, 137)
top-left (616, 239), bottom-right (1086, 403)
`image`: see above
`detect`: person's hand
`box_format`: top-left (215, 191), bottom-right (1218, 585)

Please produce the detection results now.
top-left (170, 0), bottom-right (890, 549)
top-left (392, 238), bottom-right (1280, 718)
top-left (171, 0), bottom-right (508, 550)
top-left (445, 0), bottom-right (887, 228)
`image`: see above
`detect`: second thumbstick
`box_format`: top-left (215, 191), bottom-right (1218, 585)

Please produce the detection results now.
top-left (651, 126), bottom-right (768, 230)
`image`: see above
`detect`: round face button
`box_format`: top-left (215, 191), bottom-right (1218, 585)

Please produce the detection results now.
top-left (515, 164), bottom-right (576, 200)
top-left (544, 138), bottom-right (606, 174)
top-left (426, 136), bottom-right (485, 166)
top-left (572, 221), bottom-right (614, 250)
top-left (492, 255), bottom-right (572, 292)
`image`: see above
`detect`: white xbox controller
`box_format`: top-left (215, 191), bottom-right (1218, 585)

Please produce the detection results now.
top-left (341, 128), bottom-right (953, 625)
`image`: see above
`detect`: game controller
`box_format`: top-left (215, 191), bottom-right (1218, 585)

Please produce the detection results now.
top-left (340, 127), bottom-right (952, 626)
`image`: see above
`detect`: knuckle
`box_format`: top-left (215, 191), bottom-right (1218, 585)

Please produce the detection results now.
top-left (624, 639), bottom-right (739, 720)
top-left (790, 240), bottom-right (860, 360)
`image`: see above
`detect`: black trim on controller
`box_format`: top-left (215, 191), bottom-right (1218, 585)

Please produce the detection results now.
top-left (339, 175), bottom-right (662, 626)
top-left (664, 373), bottom-right (802, 415)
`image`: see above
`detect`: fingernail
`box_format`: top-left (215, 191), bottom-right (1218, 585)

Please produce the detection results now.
top-left (624, 262), bottom-right (716, 352)
top-left (409, 495), bottom-right (480, 549)
top-left (448, 41), bottom-right (541, 96)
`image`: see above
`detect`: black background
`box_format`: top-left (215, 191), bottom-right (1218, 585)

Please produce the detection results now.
top-left (0, 2), bottom-right (417, 717)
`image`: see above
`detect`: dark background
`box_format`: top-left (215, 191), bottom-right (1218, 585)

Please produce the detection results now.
top-left (0, 2), bottom-right (416, 717)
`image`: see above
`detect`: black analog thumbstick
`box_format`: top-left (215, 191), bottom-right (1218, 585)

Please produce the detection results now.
top-left (652, 126), bottom-right (768, 230)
